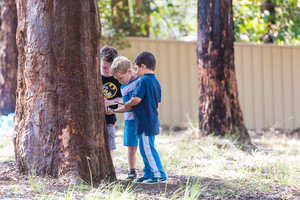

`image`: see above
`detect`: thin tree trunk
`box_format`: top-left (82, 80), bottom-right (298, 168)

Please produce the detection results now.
top-left (197, 0), bottom-right (251, 143)
top-left (111, 0), bottom-right (132, 34)
top-left (133, 0), bottom-right (150, 37)
top-left (111, 0), bottom-right (149, 37)
top-left (0, 0), bottom-right (17, 115)
top-left (14, 0), bottom-right (115, 183)
top-left (261, 0), bottom-right (276, 43)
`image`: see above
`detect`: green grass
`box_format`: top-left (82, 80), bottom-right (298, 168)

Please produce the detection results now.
top-left (1, 128), bottom-right (299, 199)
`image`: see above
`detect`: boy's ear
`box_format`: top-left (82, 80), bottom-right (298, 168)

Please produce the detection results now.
top-left (127, 68), bottom-right (133, 74)
top-left (140, 64), bottom-right (147, 69)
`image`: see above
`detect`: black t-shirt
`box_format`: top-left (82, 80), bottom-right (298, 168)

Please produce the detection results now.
top-left (102, 75), bottom-right (122, 125)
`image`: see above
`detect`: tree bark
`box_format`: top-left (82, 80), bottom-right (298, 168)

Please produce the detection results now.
top-left (13, 0), bottom-right (116, 183)
top-left (197, 0), bottom-right (251, 142)
top-left (0, 0), bottom-right (17, 115)
top-left (261, 0), bottom-right (276, 43)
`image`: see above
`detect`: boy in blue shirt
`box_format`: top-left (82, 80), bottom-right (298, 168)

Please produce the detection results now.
top-left (109, 56), bottom-right (139, 181)
top-left (124, 51), bottom-right (167, 183)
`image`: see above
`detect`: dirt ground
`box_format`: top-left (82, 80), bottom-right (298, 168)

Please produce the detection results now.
top-left (1, 161), bottom-right (296, 200)
top-left (1, 129), bottom-right (300, 199)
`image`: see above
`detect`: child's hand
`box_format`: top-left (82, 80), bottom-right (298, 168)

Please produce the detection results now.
top-left (104, 99), bottom-right (109, 107)
top-left (105, 107), bottom-right (114, 115)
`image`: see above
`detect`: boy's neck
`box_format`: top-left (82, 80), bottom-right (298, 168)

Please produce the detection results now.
top-left (130, 72), bottom-right (138, 81)
top-left (143, 68), bottom-right (154, 75)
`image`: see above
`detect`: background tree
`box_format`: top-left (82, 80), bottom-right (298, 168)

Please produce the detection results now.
top-left (13, 0), bottom-right (115, 183)
top-left (0, 1), bottom-right (2, 26)
top-left (261, 0), bottom-right (275, 43)
top-left (98, 0), bottom-right (300, 44)
top-left (197, 0), bottom-right (251, 143)
top-left (150, 0), bottom-right (196, 40)
top-left (233, 0), bottom-right (300, 44)
top-left (111, 0), bottom-right (150, 37)
top-left (0, 0), bottom-right (17, 115)
top-left (98, 0), bottom-right (196, 46)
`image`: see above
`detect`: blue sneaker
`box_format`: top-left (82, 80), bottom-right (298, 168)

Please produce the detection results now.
top-left (133, 177), bottom-right (150, 182)
top-left (125, 172), bottom-right (137, 181)
top-left (143, 177), bottom-right (167, 184)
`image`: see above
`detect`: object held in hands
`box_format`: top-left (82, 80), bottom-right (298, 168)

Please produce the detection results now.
top-left (115, 101), bottom-right (124, 105)
top-left (111, 109), bottom-right (123, 113)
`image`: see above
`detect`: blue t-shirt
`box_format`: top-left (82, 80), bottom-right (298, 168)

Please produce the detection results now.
top-left (132, 73), bottom-right (161, 136)
top-left (121, 77), bottom-right (139, 127)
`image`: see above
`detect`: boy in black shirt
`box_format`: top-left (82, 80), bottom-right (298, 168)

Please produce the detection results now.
top-left (100, 46), bottom-right (122, 158)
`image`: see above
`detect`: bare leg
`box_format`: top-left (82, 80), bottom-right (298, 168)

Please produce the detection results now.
top-left (110, 150), bottom-right (114, 160)
top-left (128, 146), bottom-right (137, 169)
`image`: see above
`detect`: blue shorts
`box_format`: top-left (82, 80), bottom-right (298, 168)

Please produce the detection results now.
top-left (107, 125), bottom-right (117, 150)
top-left (123, 125), bottom-right (138, 146)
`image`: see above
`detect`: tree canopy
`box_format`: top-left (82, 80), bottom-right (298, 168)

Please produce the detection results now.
top-left (98, 0), bottom-right (300, 45)
top-left (233, 0), bottom-right (300, 45)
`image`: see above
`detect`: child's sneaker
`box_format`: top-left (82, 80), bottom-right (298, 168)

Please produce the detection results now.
top-left (143, 177), bottom-right (167, 184)
top-left (125, 172), bottom-right (137, 181)
top-left (133, 177), bottom-right (150, 182)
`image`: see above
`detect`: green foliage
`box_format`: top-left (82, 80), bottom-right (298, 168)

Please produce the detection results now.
top-left (97, 0), bottom-right (197, 42)
top-left (98, 0), bottom-right (300, 45)
top-left (233, 0), bottom-right (300, 44)
top-left (149, 0), bottom-right (197, 40)
top-left (97, 0), bottom-right (130, 49)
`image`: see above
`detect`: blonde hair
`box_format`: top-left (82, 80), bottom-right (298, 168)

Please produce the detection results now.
top-left (111, 56), bottom-right (132, 75)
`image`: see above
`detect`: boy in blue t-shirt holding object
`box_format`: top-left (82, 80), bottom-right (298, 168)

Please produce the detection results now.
top-left (124, 51), bottom-right (167, 183)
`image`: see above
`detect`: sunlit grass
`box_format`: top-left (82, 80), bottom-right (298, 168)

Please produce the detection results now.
top-left (1, 126), bottom-right (299, 199)
top-left (154, 130), bottom-right (300, 195)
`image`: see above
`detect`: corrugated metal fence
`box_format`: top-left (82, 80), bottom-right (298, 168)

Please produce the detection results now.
top-left (116, 37), bottom-right (300, 130)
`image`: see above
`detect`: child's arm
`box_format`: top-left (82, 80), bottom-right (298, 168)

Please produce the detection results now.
top-left (104, 97), bottom-right (122, 107)
top-left (124, 97), bottom-right (141, 111)
top-left (106, 106), bottom-right (127, 114)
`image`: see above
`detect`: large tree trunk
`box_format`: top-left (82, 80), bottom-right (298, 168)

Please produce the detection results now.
top-left (197, 0), bottom-right (251, 142)
top-left (0, 0), bottom-right (17, 115)
top-left (13, 0), bottom-right (116, 183)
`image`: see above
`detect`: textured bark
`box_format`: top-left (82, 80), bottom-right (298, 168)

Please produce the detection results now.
top-left (0, 0), bottom-right (17, 115)
top-left (197, 0), bottom-right (250, 142)
top-left (14, 0), bottom-right (116, 183)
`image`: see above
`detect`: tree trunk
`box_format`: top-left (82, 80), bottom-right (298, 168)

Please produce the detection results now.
top-left (111, 0), bottom-right (150, 37)
top-left (13, 0), bottom-right (116, 183)
top-left (133, 0), bottom-right (150, 37)
top-left (111, 0), bottom-right (132, 35)
top-left (261, 0), bottom-right (276, 43)
top-left (0, 0), bottom-right (17, 115)
top-left (197, 0), bottom-right (251, 142)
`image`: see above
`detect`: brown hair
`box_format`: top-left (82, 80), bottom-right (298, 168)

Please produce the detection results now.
top-left (134, 51), bottom-right (156, 71)
top-left (100, 46), bottom-right (118, 62)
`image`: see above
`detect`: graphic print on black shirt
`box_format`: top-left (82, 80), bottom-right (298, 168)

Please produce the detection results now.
top-left (102, 76), bottom-right (122, 125)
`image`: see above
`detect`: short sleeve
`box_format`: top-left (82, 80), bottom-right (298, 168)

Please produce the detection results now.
top-left (115, 80), bottom-right (122, 98)
top-left (132, 79), bottom-right (146, 100)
